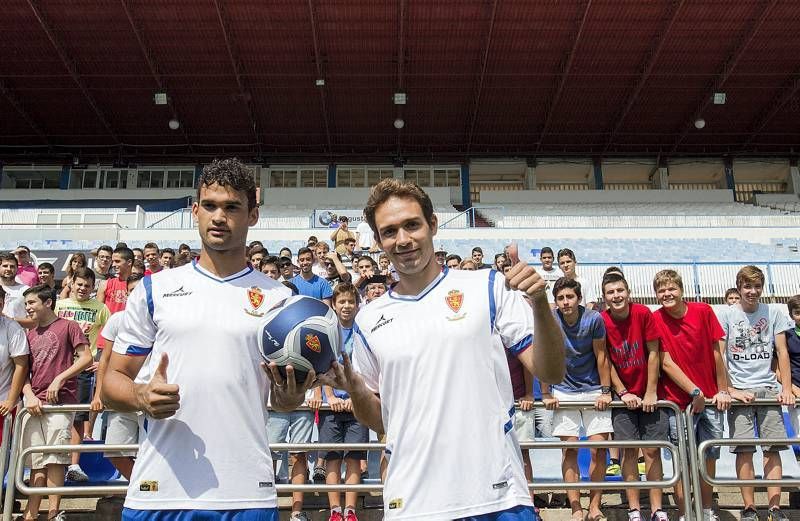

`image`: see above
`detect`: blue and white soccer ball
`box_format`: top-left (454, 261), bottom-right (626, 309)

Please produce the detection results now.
top-left (258, 295), bottom-right (339, 382)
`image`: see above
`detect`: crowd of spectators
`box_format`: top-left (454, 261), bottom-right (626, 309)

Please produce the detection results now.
top-left (1, 234), bottom-right (800, 521)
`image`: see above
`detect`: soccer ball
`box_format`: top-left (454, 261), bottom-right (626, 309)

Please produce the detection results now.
top-left (258, 295), bottom-right (339, 382)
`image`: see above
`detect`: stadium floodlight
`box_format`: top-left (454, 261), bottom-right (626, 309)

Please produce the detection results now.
top-left (154, 92), bottom-right (168, 105)
top-left (694, 118), bottom-right (706, 129)
top-left (168, 119), bottom-right (181, 130)
top-left (713, 92), bottom-right (726, 105)
top-left (394, 118), bottom-right (405, 129)
top-left (393, 92), bottom-right (407, 105)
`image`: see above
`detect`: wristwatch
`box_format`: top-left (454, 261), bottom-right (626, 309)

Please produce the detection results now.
top-left (690, 388), bottom-right (701, 398)
top-left (601, 386), bottom-right (612, 395)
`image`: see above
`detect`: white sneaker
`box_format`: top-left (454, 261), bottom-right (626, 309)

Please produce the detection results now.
top-left (629, 509), bottom-right (643, 521)
top-left (703, 509), bottom-right (720, 521)
top-left (65, 464), bottom-right (89, 482)
top-left (50, 512), bottom-right (67, 521)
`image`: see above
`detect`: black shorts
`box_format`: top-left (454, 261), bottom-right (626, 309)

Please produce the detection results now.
top-left (611, 407), bottom-right (668, 442)
top-left (318, 411), bottom-right (369, 461)
top-left (75, 370), bottom-right (95, 422)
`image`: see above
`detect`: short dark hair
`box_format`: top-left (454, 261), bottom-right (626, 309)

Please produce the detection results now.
top-left (494, 253), bottom-right (505, 261)
top-left (724, 288), bottom-right (740, 299)
top-left (127, 273), bottom-right (145, 284)
top-left (199, 158), bottom-right (257, 210)
top-left (0, 253), bottom-right (18, 267)
top-left (472, 247), bottom-right (483, 254)
top-left (364, 178), bottom-right (435, 240)
top-left (601, 272), bottom-right (629, 293)
top-left (445, 254), bottom-right (462, 264)
top-left (161, 248), bottom-right (175, 256)
top-left (277, 256), bottom-right (293, 268)
top-left (23, 284), bottom-right (57, 308)
top-left (557, 248), bottom-right (575, 261)
top-left (143, 242), bottom-right (159, 253)
top-left (344, 237), bottom-right (356, 244)
top-left (74, 267), bottom-right (96, 284)
top-left (540, 247), bottom-right (554, 256)
top-left (114, 246), bottom-right (134, 263)
top-left (297, 247), bottom-right (313, 258)
top-left (603, 266), bottom-right (624, 277)
top-left (37, 262), bottom-right (55, 274)
top-left (788, 295), bottom-right (800, 315)
top-left (97, 245), bottom-right (113, 256)
top-left (553, 277), bottom-right (582, 300)
top-left (178, 243), bottom-right (191, 253)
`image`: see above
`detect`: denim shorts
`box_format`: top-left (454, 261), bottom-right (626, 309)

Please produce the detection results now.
top-left (266, 410), bottom-right (314, 455)
top-left (668, 407), bottom-right (725, 459)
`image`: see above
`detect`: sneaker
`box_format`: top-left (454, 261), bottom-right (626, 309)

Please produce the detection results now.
top-left (638, 457), bottom-right (646, 475)
top-left (290, 512), bottom-right (310, 521)
top-left (651, 510), bottom-right (669, 521)
top-left (741, 507), bottom-right (760, 521)
top-left (628, 509), bottom-right (643, 521)
top-left (49, 513), bottom-right (67, 521)
top-left (313, 466), bottom-right (326, 483)
top-left (328, 510), bottom-right (344, 521)
top-left (65, 464), bottom-right (89, 482)
top-left (767, 508), bottom-right (788, 521)
top-left (345, 510), bottom-right (359, 521)
top-left (606, 462), bottom-right (621, 476)
top-left (703, 508), bottom-right (720, 521)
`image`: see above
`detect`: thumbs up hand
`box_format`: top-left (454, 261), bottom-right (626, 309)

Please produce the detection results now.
top-left (504, 242), bottom-right (547, 300)
top-left (135, 353), bottom-right (180, 419)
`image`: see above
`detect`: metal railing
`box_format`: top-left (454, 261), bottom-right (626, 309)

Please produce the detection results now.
top-left (686, 399), bottom-right (800, 521)
top-left (3, 402), bottom-right (690, 518)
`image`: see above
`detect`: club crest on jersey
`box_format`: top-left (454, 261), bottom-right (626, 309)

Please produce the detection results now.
top-left (445, 289), bottom-right (467, 320)
top-left (305, 334), bottom-right (322, 353)
top-left (245, 287), bottom-right (265, 316)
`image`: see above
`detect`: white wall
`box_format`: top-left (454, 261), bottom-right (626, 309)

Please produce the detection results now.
top-left (260, 187), bottom-right (454, 207)
top-left (0, 188), bottom-right (194, 201)
top-left (478, 189), bottom-right (734, 204)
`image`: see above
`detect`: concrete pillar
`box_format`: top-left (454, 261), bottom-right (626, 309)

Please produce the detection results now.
top-left (193, 164), bottom-right (202, 189)
top-left (524, 160), bottom-right (537, 190)
top-left (460, 163), bottom-right (471, 208)
top-left (590, 157), bottom-right (604, 190)
top-left (722, 157), bottom-right (735, 190)
top-left (327, 164), bottom-right (336, 187)
top-left (59, 165), bottom-right (70, 190)
top-left (653, 158), bottom-right (669, 189)
top-left (788, 160), bottom-right (800, 196)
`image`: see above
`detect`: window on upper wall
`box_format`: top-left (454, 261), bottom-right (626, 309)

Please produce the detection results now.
top-left (4, 168), bottom-right (61, 189)
top-left (404, 168), bottom-right (431, 187)
top-left (270, 169), bottom-right (298, 188)
top-left (166, 169), bottom-right (194, 188)
top-left (137, 170), bottom-right (165, 188)
top-left (99, 169), bottom-right (128, 189)
top-left (432, 168), bottom-right (460, 187)
top-left (300, 168), bottom-right (328, 187)
top-left (69, 169), bottom-right (98, 189)
top-left (366, 168), bottom-right (393, 186)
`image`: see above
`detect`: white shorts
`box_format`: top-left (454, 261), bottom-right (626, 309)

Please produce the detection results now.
top-left (104, 412), bottom-right (142, 457)
top-left (22, 412), bottom-right (74, 468)
top-left (514, 408), bottom-right (553, 441)
top-left (551, 388), bottom-right (613, 438)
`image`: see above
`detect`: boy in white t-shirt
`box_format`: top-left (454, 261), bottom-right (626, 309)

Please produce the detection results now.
top-left (0, 286), bottom-right (29, 444)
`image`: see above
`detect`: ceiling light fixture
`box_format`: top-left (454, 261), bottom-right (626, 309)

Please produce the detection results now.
top-left (393, 92), bottom-right (407, 105)
top-left (393, 118), bottom-right (405, 129)
top-left (713, 92), bottom-right (726, 105)
top-left (694, 118), bottom-right (706, 129)
top-left (168, 119), bottom-right (181, 130)
top-left (315, 79), bottom-right (325, 87)
top-left (154, 92), bottom-right (168, 105)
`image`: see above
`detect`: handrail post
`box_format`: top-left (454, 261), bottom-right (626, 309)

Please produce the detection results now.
top-left (684, 405), bottom-right (704, 521)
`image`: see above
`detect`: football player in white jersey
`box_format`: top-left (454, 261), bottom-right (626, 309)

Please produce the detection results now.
top-left (320, 178), bottom-right (565, 521)
top-left (103, 159), bottom-right (313, 521)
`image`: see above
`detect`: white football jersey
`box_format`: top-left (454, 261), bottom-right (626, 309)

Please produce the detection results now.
top-left (353, 268), bottom-right (534, 520)
top-left (114, 261), bottom-right (291, 511)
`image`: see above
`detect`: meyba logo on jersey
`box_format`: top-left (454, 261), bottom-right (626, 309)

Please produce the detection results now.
top-left (371, 314), bottom-right (394, 333)
top-left (245, 286), bottom-right (266, 317)
top-left (445, 289), bottom-right (467, 321)
top-left (163, 286), bottom-right (192, 298)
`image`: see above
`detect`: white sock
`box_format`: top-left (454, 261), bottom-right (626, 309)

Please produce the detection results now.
top-left (345, 508), bottom-right (355, 515)
top-left (68, 464), bottom-right (80, 470)
top-left (331, 507), bottom-right (342, 514)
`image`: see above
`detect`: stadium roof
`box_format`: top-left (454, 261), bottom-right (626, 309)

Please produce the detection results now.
top-left (1, 0), bottom-right (799, 163)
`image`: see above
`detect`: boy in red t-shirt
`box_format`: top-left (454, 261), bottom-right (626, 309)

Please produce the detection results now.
top-left (601, 273), bottom-right (668, 521)
top-left (21, 285), bottom-right (92, 521)
top-left (652, 269), bottom-right (731, 521)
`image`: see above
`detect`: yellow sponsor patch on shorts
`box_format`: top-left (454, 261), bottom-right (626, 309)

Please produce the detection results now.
top-left (388, 498), bottom-right (403, 510)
